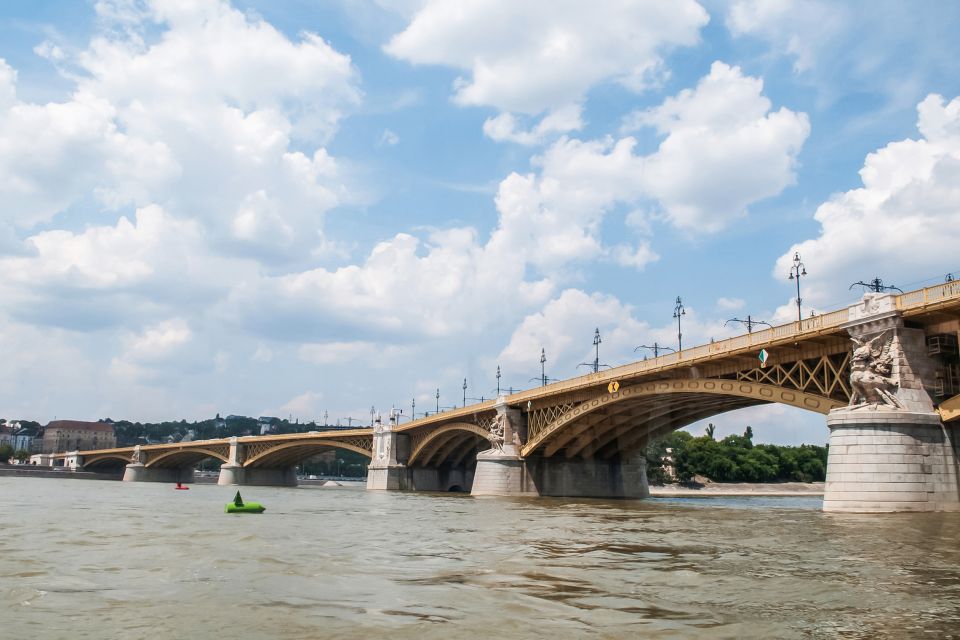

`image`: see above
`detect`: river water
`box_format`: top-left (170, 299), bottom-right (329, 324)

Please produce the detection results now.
top-left (2, 478), bottom-right (958, 639)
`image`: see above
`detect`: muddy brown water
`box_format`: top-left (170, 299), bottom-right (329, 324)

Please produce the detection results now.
top-left (2, 477), bottom-right (958, 639)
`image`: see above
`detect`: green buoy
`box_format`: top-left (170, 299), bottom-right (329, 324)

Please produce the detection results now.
top-left (225, 490), bottom-right (266, 513)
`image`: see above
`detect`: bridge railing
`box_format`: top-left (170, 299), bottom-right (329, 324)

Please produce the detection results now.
top-left (898, 280), bottom-right (960, 309)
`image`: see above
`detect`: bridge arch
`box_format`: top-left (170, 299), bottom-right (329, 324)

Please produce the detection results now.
top-left (81, 453), bottom-right (131, 471)
top-left (242, 439), bottom-right (372, 468)
top-left (407, 422), bottom-right (492, 467)
top-left (522, 379), bottom-right (844, 458)
top-left (145, 447), bottom-right (230, 469)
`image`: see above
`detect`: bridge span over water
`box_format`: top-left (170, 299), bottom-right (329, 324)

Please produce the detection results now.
top-left (62, 283), bottom-right (960, 512)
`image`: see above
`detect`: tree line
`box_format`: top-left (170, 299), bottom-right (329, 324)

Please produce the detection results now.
top-left (646, 425), bottom-right (827, 484)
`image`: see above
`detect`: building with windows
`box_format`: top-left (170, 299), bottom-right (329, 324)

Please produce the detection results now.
top-left (41, 420), bottom-right (116, 453)
top-left (12, 426), bottom-right (40, 453)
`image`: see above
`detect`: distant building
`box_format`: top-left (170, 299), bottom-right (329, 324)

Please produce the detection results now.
top-left (258, 416), bottom-right (279, 434)
top-left (12, 426), bottom-right (40, 453)
top-left (41, 420), bottom-right (117, 453)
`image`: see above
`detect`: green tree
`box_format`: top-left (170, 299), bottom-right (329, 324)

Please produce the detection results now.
top-left (0, 442), bottom-right (13, 462)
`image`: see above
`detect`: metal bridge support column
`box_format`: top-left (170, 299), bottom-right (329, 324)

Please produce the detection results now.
top-left (472, 397), bottom-right (538, 496)
top-left (367, 419), bottom-right (411, 490)
top-left (824, 293), bottom-right (960, 512)
top-left (217, 437), bottom-right (245, 486)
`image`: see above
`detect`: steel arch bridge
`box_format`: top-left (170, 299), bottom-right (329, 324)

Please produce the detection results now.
top-left (58, 281), bottom-right (960, 499)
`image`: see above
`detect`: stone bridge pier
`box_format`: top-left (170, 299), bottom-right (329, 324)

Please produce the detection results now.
top-left (122, 446), bottom-right (196, 483)
top-left (470, 400), bottom-right (649, 498)
top-left (217, 437), bottom-right (298, 487)
top-left (366, 398), bottom-right (649, 498)
top-left (824, 293), bottom-right (959, 512)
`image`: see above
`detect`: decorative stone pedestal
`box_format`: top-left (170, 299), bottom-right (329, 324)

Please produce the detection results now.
top-left (824, 408), bottom-right (960, 512)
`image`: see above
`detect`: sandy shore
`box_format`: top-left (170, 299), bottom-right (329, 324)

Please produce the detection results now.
top-left (649, 482), bottom-right (824, 497)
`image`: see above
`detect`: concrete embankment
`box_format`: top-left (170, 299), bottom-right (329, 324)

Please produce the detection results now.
top-left (649, 482), bottom-right (824, 497)
top-left (0, 466), bottom-right (122, 481)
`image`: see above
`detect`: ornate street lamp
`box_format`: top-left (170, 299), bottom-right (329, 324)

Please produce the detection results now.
top-left (788, 252), bottom-right (807, 322)
top-left (725, 315), bottom-right (772, 334)
top-left (849, 278), bottom-right (902, 294)
top-left (462, 378), bottom-right (468, 407)
top-left (634, 342), bottom-right (675, 359)
top-left (496, 365), bottom-right (501, 395)
top-left (540, 348), bottom-right (547, 386)
top-left (673, 297), bottom-right (686, 351)
top-left (578, 328), bottom-right (609, 373)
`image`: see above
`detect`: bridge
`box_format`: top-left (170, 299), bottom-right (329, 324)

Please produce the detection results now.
top-left (61, 282), bottom-right (960, 512)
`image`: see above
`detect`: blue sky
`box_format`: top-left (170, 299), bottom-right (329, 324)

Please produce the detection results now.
top-left (2, 0), bottom-right (959, 445)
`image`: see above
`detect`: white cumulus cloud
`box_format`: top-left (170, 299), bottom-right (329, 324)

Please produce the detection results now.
top-left (774, 93), bottom-right (960, 315)
top-left (385, 0), bottom-right (708, 142)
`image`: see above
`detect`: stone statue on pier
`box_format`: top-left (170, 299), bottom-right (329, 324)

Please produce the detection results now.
top-left (130, 445), bottom-right (143, 464)
top-left (849, 330), bottom-right (903, 409)
top-left (486, 414), bottom-right (505, 453)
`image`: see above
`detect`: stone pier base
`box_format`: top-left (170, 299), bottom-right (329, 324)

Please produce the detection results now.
top-left (471, 450), bottom-right (650, 498)
top-left (471, 452), bottom-right (538, 496)
top-left (216, 465), bottom-right (297, 486)
top-left (531, 451), bottom-right (650, 498)
top-left (409, 466), bottom-right (473, 492)
top-left (122, 463), bottom-right (194, 483)
top-left (366, 465), bottom-right (411, 491)
top-left (824, 409), bottom-right (960, 512)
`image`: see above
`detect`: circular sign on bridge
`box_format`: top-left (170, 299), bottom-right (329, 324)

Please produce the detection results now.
top-left (607, 381), bottom-right (620, 393)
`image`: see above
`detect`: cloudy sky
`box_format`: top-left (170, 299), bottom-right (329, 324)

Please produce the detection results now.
top-left (2, 0), bottom-right (959, 444)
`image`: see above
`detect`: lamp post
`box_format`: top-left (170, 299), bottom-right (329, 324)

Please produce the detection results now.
top-left (411, 397), bottom-right (416, 421)
top-left (634, 343), bottom-right (675, 358)
top-left (435, 388), bottom-right (440, 414)
top-left (673, 297), bottom-right (686, 351)
top-left (592, 328), bottom-right (601, 373)
top-left (462, 378), bottom-right (468, 407)
top-left (725, 315), bottom-right (772, 334)
top-left (788, 252), bottom-right (807, 322)
top-left (849, 278), bottom-right (903, 294)
top-left (496, 365), bottom-right (501, 395)
top-left (578, 328), bottom-right (609, 373)
top-left (530, 349), bottom-right (556, 387)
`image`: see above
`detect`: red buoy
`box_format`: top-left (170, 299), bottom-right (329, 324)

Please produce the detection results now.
top-left (175, 482), bottom-right (190, 490)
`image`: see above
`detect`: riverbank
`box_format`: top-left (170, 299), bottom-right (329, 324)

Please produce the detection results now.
top-left (0, 466), bottom-right (121, 481)
top-left (649, 482), bottom-right (824, 497)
